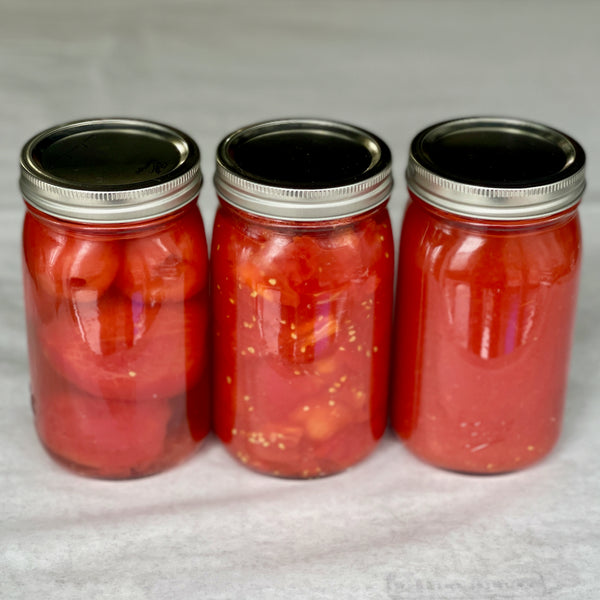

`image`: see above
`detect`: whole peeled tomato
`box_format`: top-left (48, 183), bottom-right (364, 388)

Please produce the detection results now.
top-left (23, 212), bottom-right (120, 303)
top-left (116, 208), bottom-right (208, 303)
top-left (35, 385), bottom-right (171, 478)
top-left (41, 290), bottom-right (207, 402)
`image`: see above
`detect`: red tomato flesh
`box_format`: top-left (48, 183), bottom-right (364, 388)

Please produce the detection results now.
top-left (116, 206), bottom-right (208, 303)
top-left (22, 204), bottom-right (210, 478)
top-left (212, 204), bottom-right (394, 477)
top-left (40, 291), bottom-right (207, 402)
top-left (22, 213), bottom-right (120, 302)
top-left (391, 196), bottom-right (581, 473)
top-left (36, 387), bottom-right (170, 478)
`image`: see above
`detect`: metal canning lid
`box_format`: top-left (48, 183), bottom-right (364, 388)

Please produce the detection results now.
top-left (214, 118), bottom-right (393, 221)
top-left (406, 117), bottom-right (586, 220)
top-left (20, 118), bottom-right (202, 223)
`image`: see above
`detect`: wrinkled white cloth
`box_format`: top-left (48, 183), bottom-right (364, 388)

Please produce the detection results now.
top-left (1, 1), bottom-right (599, 598)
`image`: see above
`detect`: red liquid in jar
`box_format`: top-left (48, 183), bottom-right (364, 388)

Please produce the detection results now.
top-left (392, 195), bottom-right (582, 473)
top-left (22, 203), bottom-right (210, 478)
top-left (212, 203), bottom-right (394, 477)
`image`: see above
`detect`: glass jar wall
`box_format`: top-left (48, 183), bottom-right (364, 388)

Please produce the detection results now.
top-left (391, 117), bottom-right (585, 474)
top-left (211, 119), bottom-right (394, 478)
top-left (20, 119), bottom-right (210, 479)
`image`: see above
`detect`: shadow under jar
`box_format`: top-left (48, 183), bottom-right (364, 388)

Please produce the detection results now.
top-left (20, 118), bottom-right (210, 479)
top-left (392, 117), bottom-right (586, 474)
top-left (211, 119), bottom-right (394, 478)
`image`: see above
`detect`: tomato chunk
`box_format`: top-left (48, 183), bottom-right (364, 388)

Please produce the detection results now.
top-left (212, 204), bottom-right (394, 477)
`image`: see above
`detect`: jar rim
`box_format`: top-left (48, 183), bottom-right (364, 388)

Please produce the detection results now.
top-left (20, 118), bottom-right (202, 224)
top-left (406, 116), bottom-right (585, 220)
top-left (214, 118), bottom-right (393, 221)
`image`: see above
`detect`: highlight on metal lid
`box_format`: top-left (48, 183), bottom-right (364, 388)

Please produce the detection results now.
top-left (214, 118), bottom-right (393, 221)
top-left (406, 116), bottom-right (586, 220)
top-left (20, 118), bottom-right (202, 223)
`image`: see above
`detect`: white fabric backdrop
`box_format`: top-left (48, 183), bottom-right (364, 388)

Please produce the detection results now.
top-left (1, 1), bottom-right (599, 598)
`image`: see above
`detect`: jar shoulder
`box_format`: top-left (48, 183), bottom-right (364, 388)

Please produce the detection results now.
top-left (400, 199), bottom-right (582, 285)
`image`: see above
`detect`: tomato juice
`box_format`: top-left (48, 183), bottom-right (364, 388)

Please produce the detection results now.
top-left (392, 117), bottom-right (586, 474)
top-left (393, 196), bottom-right (581, 473)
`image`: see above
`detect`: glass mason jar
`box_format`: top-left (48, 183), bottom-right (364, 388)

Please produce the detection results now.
top-left (211, 119), bottom-right (394, 478)
top-left (392, 117), bottom-right (585, 474)
top-left (20, 118), bottom-right (210, 479)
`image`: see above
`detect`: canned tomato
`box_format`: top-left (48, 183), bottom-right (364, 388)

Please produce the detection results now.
top-left (212, 119), bottom-right (394, 478)
top-left (392, 117), bottom-right (585, 474)
top-left (20, 118), bottom-right (210, 479)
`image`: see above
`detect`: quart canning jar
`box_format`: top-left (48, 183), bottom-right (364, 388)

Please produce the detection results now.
top-left (20, 118), bottom-right (210, 479)
top-left (392, 117), bottom-right (585, 474)
top-left (211, 119), bottom-right (394, 478)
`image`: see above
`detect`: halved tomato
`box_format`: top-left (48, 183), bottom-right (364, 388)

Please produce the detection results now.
top-left (40, 291), bottom-right (207, 402)
top-left (23, 212), bottom-right (120, 303)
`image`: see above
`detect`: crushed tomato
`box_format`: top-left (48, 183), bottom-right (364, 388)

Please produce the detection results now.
top-left (391, 195), bottom-right (582, 474)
